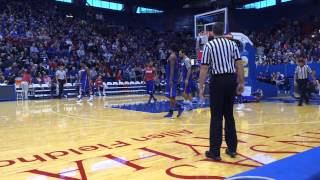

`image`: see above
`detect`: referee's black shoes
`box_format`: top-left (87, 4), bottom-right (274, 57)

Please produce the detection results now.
top-left (205, 149), bottom-right (237, 160)
top-left (205, 151), bottom-right (221, 161)
top-left (226, 149), bottom-right (237, 158)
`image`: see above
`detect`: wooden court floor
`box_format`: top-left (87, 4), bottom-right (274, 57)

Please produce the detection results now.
top-left (0, 96), bottom-right (320, 180)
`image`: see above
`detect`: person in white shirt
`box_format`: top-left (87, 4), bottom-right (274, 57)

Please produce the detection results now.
top-left (294, 58), bottom-right (315, 106)
top-left (56, 65), bottom-right (67, 99)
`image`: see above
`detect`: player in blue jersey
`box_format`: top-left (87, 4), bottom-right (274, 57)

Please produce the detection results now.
top-left (164, 44), bottom-right (184, 119)
top-left (77, 62), bottom-right (93, 103)
top-left (179, 49), bottom-right (193, 110)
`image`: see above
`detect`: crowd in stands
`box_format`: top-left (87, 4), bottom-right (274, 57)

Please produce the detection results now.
top-left (252, 16), bottom-right (320, 65)
top-left (0, 0), bottom-right (195, 87)
top-left (0, 0), bottom-right (319, 100)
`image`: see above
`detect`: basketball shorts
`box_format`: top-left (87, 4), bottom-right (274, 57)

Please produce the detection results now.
top-left (165, 82), bottom-right (177, 98)
top-left (146, 80), bottom-right (155, 94)
top-left (180, 81), bottom-right (192, 94)
top-left (81, 81), bottom-right (90, 94)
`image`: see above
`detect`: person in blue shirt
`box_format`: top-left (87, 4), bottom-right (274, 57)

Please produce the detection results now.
top-left (4, 67), bottom-right (12, 78)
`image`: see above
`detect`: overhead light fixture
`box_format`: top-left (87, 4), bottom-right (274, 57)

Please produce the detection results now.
top-left (66, 14), bottom-right (73, 18)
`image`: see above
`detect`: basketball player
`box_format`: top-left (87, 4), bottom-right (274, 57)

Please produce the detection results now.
top-left (95, 75), bottom-right (104, 96)
top-left (164, 44), bottom-right (184, 119)
top-left (145, 61), bottom-right (157, 103)
top-left (77, 62), bottom-right (93, 103)
top-left (179, 49), bottom-right (193, 110)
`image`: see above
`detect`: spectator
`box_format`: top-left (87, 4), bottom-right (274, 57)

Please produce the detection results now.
top-left (67, 66), bottom-right (78, 84)
top-left (130, 69), bottom-right (136, 82)
top-left (90, 67), bottom-right (98, 81)
top-left (115, 69), bottom-right (122, 81)
top-left (253, 17), bottom-right (320, 65)
top-left (43, 72), bottom-right (52, 86)
top-left (34, 72), bottom-right (43, 84)
top-left (21, 70), bottom-right (32, 100)
top-left (0, 74), bottom-right (5, 84)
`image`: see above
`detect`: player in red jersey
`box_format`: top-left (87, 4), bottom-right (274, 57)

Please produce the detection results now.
top-left (145, 61), bottom-right (157, 104)
top-left (95, 75), bottom-right (104, 96)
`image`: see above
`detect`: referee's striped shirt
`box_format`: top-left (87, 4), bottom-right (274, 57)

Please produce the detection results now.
top-left (295, 65), bottom-right (312, 80)
top-left (201, 37), bottom-right (241, 75)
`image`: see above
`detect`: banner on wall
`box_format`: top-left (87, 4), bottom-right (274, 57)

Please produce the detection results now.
top-left (230, 32), bottom-right (257, 87)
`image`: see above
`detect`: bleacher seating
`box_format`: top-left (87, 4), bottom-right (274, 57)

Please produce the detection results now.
top-left (105, 81), bottom-right (147, 96)
top-left (15, 85), bottom-right (23, 100)
top-left (15, 81), bottom-right (148, 100)
top-left (64, 83), bottom-right (78, 97)
top-left (41, 84), bottom-right (52, 97)
top-left (33, 84), bottom-right (42, 98)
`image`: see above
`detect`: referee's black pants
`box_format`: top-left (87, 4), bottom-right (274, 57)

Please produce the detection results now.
top-left (209, 73), bottom-right (238, 155)
top-left (297, 79), bottom-right (309, 104)
top-left (58, 79), bottom-right (66, 98)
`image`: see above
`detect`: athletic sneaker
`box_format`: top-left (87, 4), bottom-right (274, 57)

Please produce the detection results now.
top-left (177, 107), bottom-right (184, 118)
top-left (87, 96), bottom-right (94, 102)
top-left (77, 95), bottom-right (83, 102)
top-left (164, 112), bottom-right (174, 119)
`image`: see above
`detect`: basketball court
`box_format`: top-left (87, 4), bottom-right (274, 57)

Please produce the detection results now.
top-left (1, 96), bottom-right (320, 179)
top-left (1, 1), bottom-right (320, 179)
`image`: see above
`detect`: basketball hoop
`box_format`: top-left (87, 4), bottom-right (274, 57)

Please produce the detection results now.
top-left (194, 8), bottom-right (228, 38)
top-left (194, 8), bottom-right (228, 62)
top-left (196, 31), bottom-right (219, 61)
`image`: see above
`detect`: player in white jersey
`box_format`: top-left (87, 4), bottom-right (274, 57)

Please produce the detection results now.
top-left (179, 49), bottom-right (193, 110)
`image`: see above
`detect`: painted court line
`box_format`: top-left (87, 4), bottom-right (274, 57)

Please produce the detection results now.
top-left (50, 105), bottom-right (320, 127)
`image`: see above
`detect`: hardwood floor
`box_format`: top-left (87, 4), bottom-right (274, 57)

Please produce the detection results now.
top-left (0, 97), bottom-right (319, 179)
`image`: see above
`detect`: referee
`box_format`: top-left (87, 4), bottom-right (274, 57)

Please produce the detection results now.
top-left (199, 22), bottom-right (245, 161)
top-left (56, 64), bottom-right (67, 98)
top-left (294, 58), bottom-right (314, 106)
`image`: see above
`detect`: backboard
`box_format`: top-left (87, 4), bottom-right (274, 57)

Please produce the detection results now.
top-left (194, 8), bottom-right (228, 39)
